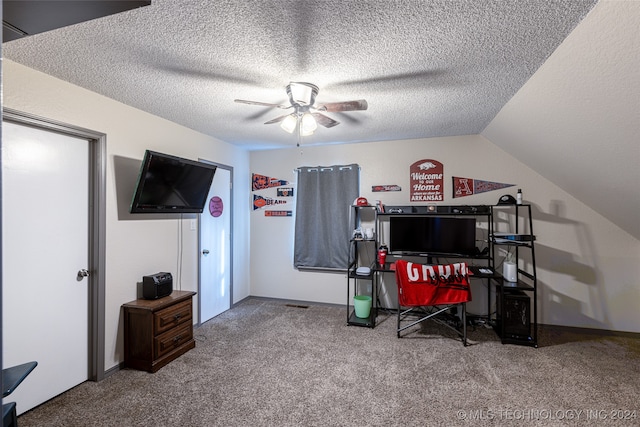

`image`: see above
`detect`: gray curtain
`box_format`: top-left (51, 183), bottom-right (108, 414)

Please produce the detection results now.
top-left (294, 164), bottom-right (359, 270)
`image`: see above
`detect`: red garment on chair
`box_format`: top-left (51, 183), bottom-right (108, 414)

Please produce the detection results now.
top-left (395, 260), bottom-right (472, 306)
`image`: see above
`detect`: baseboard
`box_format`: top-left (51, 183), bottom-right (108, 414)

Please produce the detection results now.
top-left (539, 323), bottom-right (640, 339)
top-left (242, 295), bottom-right (343, 309)
top-left (101, 362), bottom-right (125, 380)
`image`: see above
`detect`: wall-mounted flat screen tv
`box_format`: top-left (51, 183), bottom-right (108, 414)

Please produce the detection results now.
top-left (130, 150), bottom-right (217, 214)
top-left (389, 216), bottom-right (477, 256)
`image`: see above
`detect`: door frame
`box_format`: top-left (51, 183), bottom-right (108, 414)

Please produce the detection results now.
top-left (197, 160), bottom-right (233, 325)
top-left (1, 108), bottom-right (107, 381)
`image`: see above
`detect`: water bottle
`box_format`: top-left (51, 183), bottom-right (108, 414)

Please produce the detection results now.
top-left (378, 245), bottom-right (388, 266)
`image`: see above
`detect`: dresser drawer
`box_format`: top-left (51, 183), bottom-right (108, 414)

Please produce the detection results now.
top-left (154, 299), bottom-right (192, 335)
top-left (123, 291), bottom-right (196, 372)
top-left (154, 321), bottom-right (193, 359)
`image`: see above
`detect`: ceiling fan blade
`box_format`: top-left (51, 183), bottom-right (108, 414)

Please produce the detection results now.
top-left (316, 99), bottom-right (368, 112)
top-left (312, 113), bottom-right (340, 128)
top-left (327, 70), bottom-right (449, 90)
top-left (234, 99), bottom-right (290, 109)
top-left (264, 114), bottom-right (291, 125)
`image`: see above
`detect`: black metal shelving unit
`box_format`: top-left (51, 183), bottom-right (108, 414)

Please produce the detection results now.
top-left (346, 203), bottom-right (538, 346)
top-left (490, 203), bottom-right (538, 347)
top-left (347, 205), bottom-right (378, 327)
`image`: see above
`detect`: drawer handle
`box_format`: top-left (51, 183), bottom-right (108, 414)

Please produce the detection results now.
top-left (174, 314), bottom-right (182, 321)
top-left (173, 335), bottom-right (183, 344)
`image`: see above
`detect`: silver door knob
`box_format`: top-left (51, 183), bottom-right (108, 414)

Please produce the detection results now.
top-left (202, 249), bottom-right (210, 256)
top-left (77, 269), bottom-right (90, 281)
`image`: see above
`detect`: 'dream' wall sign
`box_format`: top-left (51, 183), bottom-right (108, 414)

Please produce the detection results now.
top-left (410, 159), bottom-right (444, 202)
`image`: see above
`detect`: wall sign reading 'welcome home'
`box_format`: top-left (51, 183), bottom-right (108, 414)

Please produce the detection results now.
top-left (410, 159), bottom-right (444, 202)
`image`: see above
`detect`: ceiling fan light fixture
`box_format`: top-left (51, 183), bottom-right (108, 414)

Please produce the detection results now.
top-left (301, 113), bottom-right (317, 135)
top-left (280, 114), bottom-right (297, 133)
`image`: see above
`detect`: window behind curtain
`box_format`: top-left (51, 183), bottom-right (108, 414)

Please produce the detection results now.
top-left (294, 164), bottom-right (359, 270)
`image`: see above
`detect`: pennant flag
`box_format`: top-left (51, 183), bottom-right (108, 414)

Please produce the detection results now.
top-left (253, 194), bottom-right (288, 210)
top-left (252, 173), bottom-right (289, 191)
top-left (453, 177), bottom-right (514, 198)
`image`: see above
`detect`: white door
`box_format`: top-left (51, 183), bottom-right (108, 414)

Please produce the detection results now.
top-left (2, 121), bottom-right (90, 414)
top-left (199, 165), bottom-right (232, 323)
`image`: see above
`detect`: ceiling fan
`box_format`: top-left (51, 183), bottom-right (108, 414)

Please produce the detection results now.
top-left (234, 82), bottom-right (368, 140)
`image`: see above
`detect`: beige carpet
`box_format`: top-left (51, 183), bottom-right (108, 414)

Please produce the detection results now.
top-left (17, 298), bottom-right (640, 426)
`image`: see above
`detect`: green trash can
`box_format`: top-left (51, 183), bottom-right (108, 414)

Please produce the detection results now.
top-left (354, 295), bottom-right (372, 318)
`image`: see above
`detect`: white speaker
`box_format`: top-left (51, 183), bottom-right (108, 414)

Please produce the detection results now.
top-left (503, 262), bottom-right (517, 282)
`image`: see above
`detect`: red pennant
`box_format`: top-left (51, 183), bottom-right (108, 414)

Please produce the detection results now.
top-left (453, 177), bottom-right (514, 198)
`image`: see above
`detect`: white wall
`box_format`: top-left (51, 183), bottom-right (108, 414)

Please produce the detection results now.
top-left (3, 60), bottom-right (252, 371)
top-left (250, 136), bottom-right (640, 333)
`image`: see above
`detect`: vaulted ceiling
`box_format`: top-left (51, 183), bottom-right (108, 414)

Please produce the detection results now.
top-left (483, 0), bottom-right (640, 240)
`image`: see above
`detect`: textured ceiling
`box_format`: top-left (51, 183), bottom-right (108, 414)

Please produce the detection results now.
top-left (3, 0), bottom-right (597, 150)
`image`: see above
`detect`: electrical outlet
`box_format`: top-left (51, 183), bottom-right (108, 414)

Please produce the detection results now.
top-left (190, 219), bottom-right (196, 230)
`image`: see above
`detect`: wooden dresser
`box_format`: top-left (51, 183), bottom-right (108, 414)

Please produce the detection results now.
top-left (122, 290), bottom-right (196, 372)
